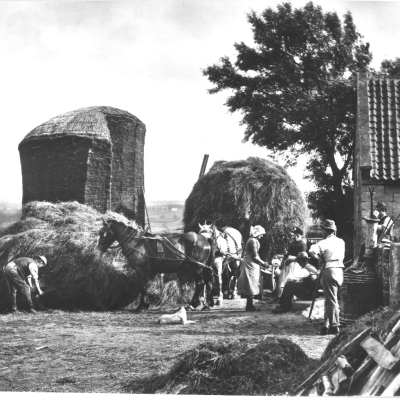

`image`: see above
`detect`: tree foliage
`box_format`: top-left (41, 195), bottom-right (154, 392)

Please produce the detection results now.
top-left (203, 1), bottom-right (372, 240)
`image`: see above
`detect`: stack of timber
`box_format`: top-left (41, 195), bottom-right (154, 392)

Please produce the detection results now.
top-left (295, 312), bottom-right (400, 396)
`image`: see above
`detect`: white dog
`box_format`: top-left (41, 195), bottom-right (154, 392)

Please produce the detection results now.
top-left (157, 306), bottom-right (196, 325)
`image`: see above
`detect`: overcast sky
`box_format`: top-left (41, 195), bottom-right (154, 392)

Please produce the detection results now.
top-left (1, 0), bottom-right (399, 204)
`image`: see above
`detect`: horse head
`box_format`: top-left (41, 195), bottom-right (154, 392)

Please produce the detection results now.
top-left (97, 218), bottom-right (118, 252)
top-left (98, 218), bottom-right (142, 252)
top-left (198, 221), bottom-right (216, 239)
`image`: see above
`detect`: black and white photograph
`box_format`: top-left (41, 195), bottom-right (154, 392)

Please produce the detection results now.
top-left (1, 0), bottom-right (400, 396)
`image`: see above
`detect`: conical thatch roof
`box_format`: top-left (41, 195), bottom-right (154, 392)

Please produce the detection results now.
top-left (21, 105), bottom-right (143, 143)
top-left (183, 157), bottom-right (307, 257)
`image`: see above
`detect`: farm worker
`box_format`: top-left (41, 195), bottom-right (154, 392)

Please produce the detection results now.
top-left (309, 220), bottom-right (344, 335)
top-left (272, 252), bottom-right (319, 313)
top-left (237, 225), bottom-right (268, 311)
top-left (374, 201), bottom-right (393, 240)
top-left (275, 227), bottom-right (307, 298)
top-left (3, 255), bottom-right (47, 314)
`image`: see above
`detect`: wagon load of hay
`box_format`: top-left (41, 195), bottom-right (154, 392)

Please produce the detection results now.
top-left (0, 201), bottom-right (139, 311)
top-left (125, 337), bottom-right (312, 395)
top-left (184, 157), bottom-right (307, 257)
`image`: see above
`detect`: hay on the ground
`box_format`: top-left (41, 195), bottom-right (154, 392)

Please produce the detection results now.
top-left (124, 336), bottom-right (312, 395)
top-left (0, 201), bottom-right (193, 311)
top-left (183, 157), bottom-right (307, 258)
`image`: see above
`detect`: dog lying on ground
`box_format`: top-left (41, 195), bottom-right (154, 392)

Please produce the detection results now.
top-left (157, 306), bottom-right (196, 325)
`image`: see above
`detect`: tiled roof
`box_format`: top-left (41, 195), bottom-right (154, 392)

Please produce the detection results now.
top-left (368, 76), bottom-right (400, 180)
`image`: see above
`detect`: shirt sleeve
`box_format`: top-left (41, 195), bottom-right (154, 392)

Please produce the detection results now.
top-left (309, 243), bottom-right (321, 257)
top-left (28, 263), bottom-right (39, 279)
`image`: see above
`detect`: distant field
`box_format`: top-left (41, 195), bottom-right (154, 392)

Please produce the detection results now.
top-left (147, 208), bottom-right (184, 233)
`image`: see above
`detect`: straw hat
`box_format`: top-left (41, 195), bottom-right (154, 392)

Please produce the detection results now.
top-left (251, 225), bottom-right (266, 238)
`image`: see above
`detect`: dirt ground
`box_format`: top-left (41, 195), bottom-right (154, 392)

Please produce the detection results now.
top-left (0, 296), bottom-right (332, 394)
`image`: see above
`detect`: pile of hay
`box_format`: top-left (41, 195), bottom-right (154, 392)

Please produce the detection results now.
top-left (184, 157), bottom-right (307, 258)
top-left (0, 201), bottom-right (193, 311)
top-left (321, 306), bottom-right (400, 362)
top-left (125, 336), bottom-right (312, 395)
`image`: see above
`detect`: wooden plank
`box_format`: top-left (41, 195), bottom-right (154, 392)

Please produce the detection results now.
top-left (360, 336), bottom-right (400, 370)
top-left (381, 372), bottom-right (400, 396)
top-left (321, 375), bottom-right (334, 396)
top-left (308, 385), bottom-right (319, 396)
top-left (331, 367), bottom-right (349, 394)
top-left (334, 355), bottom-right (354, 377)
top-left (295, 328), bottom-right (372, 396)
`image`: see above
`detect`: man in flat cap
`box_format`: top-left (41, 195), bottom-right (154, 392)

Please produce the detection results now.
top-left (309, 220), bottom-right (345, 335)
top-left (273, 251), bottom-right (320, 313)
top-left (275, 226), bottom-right (307, 298)
top-left (3, 255), bottom-right (47, 314)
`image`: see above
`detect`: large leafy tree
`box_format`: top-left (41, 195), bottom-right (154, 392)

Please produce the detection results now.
top-left (203, 2), bottom-right (372, 239)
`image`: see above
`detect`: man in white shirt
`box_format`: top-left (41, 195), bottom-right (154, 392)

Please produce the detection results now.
top-left (272, 251), bottom-right (319, 313)
top-left (309, 220), bottom-right (345, 335)
top-left (4, 255), bottom-right (47, 314)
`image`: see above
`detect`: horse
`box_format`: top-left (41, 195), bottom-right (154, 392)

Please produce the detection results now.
top-left (97, 218), bottom-right (214, 312)
top-left (198, 222), bottom-right (243, 306)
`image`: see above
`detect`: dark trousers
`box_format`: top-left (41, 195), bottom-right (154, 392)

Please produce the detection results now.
top-left (4, 264), bottom-right (34, 311)
top-left (279, 280), bottom-right (314, 309)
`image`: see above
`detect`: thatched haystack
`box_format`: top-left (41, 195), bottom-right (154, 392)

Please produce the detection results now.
top-left (184, 157), bottom-right (307, 257)
top-left (124, 336), bottom-right (312, 395)
top-left (0, 201), bottom-right (193, 311)
top-left (18, 106), bottom-right (146, 225)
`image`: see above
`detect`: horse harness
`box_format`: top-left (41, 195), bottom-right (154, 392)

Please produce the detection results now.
top-left (212, 228), bottom-right (242, 270)
top-left (110, 228), bottom-right (215, 273)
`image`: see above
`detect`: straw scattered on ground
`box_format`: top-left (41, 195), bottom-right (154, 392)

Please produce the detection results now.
top-left (124, 336), bottom-right (314, 395)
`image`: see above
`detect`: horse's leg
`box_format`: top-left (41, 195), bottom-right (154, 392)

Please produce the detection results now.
top-left (133, 268), bottom-right (150, 313)
top-left (229, 260), bottom-right (241, 299)
top-left (214, 258), bottom-right (224, 306)
top-left (222, 266), bottom-right (230, 299)
top-left (202, 267), bottom-right (214, 310)
top-left (188, 268), bottom-right (204, 310)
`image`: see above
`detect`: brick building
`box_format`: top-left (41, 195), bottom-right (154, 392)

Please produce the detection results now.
top-left (19, 106), bottom-right (146, 226)
top-left (354, 72), bottom-right (400, 258)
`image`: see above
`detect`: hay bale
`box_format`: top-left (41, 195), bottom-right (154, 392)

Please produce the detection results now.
top-left (184, 157), bottom-right (307, 258)
top-left (124, 336), bottom-right (311, 395)
top-left (0, 201), bottom-right (193, 311)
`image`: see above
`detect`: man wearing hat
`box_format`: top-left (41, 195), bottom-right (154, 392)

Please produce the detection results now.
top-left (237, 225), bottom-right (268, 311)
top-left (375, 201), bottom-right (393, 240)
top-left (309, 220), bottom-right (345, 335)
top-left (275, 227), bottom-right (307, 298)
top-left (273, 251), bottom-right (319, 313)
top-left (3, 255), bottom-right (47, 314)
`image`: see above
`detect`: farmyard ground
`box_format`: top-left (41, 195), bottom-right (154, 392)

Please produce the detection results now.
top-left (0, 297), bottom-right (330, 394)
